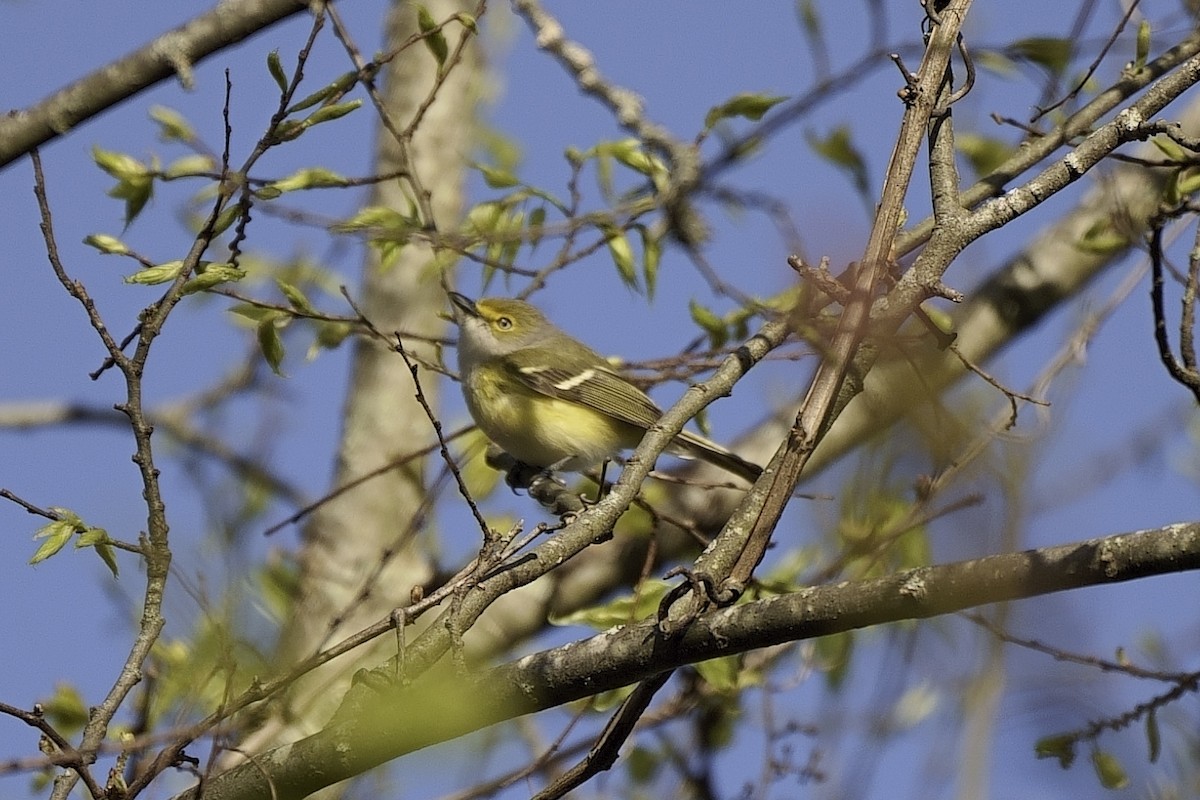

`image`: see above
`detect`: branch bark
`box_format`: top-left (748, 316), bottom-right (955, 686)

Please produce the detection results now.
top-left (181, 520), bottom-right (1200, 800)
top-left (0, 0), bottom-right (311, 170)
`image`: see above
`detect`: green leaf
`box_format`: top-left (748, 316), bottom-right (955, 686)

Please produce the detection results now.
top-left (148, 105), bottom-right (195, 143)
top-left (276, 279), bottom-right (316, 314)
top-left (1035, 734), bottom-right (1076, 768)
top-left (285, 70), bottom-right (358, 113)
top-left (498, 209), bottom-right (523, 270)
top-left (310, 320), bottom-right (355, 357)
top-left (550, 579), bottom-right (671, 628)
top-left (228, 304), bottom-right (284, 324)
top-left (796, 0), bottom-right (820, 37)
top-left (210, 205), bottom-right (242, 237)
top-left (30, 518), bottom-right (76, 565)
top-left (476, 163), bottom-right (520, 189)
top-left (458, 430), bottom-right (504, 499)
top-left (807, 126), bottom-right (869, 198)
top-left (258, 318), bottom-right (286, 376)
top-left (689, 299), bottom-right (727, 349)
top-left (181, 263), bottom-right (246, 294)
top-left (527, 206), bottom-right (547, 249)
top-left (956, 133), bottom-right (1014, 178)
top-left (92, 146), bottom-right (148, 182)
top-left (595, 152), bottom-right (615, 200)
top-left (125, 260), bottom-right (185, 286)
top-left (417, 5), bottom-right (449, 66)
top-left (1006, 37), bottom-right (1073, 77)
top-left (694, 655), bottom-right (740, 692)
top-left (94, 147), bottom-right (156, 225)
top-left (1151, 134), bottom-right (1188, 163)
top-left (704, 92), bottom-right (788, 130)
top-left (267, 49), bottom-right (289, 93)
top-left (1175, 166), bottom-right (1200, 198)
top-left (163, 154), bottom-right (215, 179)
top-left (625, 746), bottom-right (662, 785)
top-left (83, 234), bottom-right (129, 255)
top-left (975, 50), bottom-right (1018, 78)
top-left (465, 200), bottom-right (504, 237)
top-left (40, 683), bottom-right (88, 736)
top-left (302, 99), bottom-right (362, 127)
top-left (1134, 20), bottom-right (1151, 71)
top-left (1090, 749), bottom-right (1129, 790)
top-left (270, 120), bottom-right (305, 143)
top-left (265, 167), bottom-right (351, 194)
top-left (815, 630), bottom-right (854, 690)
top-left (1075, 219), bottom-right (1130, 255)
top-left (110, 178), bottom-right (154, 227)
top-left (76, 527), bottom-right (119, 578)
top-left (603, 225), bottom-right (637, 289)
top-left (603, 138), bottom-right (665, 178)
top-left (454, 12), bottom-right (477, 32)
top-left (639, 225), bottom-right (661, 300)
top-left (335, 205), bottom-right (417, 237)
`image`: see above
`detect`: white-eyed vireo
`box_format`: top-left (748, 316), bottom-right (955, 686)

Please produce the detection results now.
top-left (449, 292), bottom-right (762, 484)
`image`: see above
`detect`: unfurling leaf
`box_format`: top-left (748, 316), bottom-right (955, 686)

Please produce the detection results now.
top-left (417, 6), bottom-right (449, 66)
top-left (148, 105), bottom-right (195, 143)
top-left (30, 518), bottom-right (76, 565)
top-left (258, 318), bottom-right (286, 376)
top-left (1134, 20), bottom-right (1151, 71)
top-left (807, 126), bottom-right (870, 198)
top-left (1090, 749), bottom-right (1129, 790)
top-left (125, 261), bottom-right (185, 286)
top-left (276, 279), bottom-right (316, 314)
top-left (181, 263), bottom-right (246, 294)
top-left (302, 99), bottom-right (363, 127)
top-left (83, 234), bottom-right (129, 255)
top-left (602, 225), bottom-right (637, 289)
top-left (286, 71), bottom-right (358, 113)
top-left (1075, 219), bottom-right (1130, 255)
top-left (689, 299), bottom-right (727, 349)
top-left (163, 154), bottom-right (215, 179)
top-left (267, 49), bottom-right (289, 93)
top-left (476, 163), bottom-right (520, 189)
top-left (639, 225), bottom-right (661, 300)
top-left (1006, 37), bottom-right (1073, 77)
top-left (265, 167), bottom-right (351, 194)
top-left (76, 527), bottom-right (119, 578)
top-left (956, 133), bottom-right (1014, 178)
top-left (704, 92), bottom-right (788, 130)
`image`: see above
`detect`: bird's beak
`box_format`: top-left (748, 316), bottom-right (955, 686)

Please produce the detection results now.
top-left (448, 291), bottom-right (479, 322)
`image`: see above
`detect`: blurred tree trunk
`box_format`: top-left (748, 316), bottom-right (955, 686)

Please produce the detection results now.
top-left (234, 0), bottom-right (479, 761)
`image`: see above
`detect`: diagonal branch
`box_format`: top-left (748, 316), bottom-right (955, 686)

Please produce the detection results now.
top-left (692, 0), bottom-right (974, 599)
top-left (181, 520), bottom-right (1200, 800)
top-left (0, 0), bottom-right (311, 170)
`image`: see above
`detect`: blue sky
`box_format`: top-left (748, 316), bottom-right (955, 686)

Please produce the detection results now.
top-left (2, 2), bottom-right (1199, 798)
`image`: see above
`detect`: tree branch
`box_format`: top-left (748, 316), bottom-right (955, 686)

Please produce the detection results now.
top-left (0, 0), bottom-right (310, 170)
top-left (180, 520), bottom-right (1200, 800)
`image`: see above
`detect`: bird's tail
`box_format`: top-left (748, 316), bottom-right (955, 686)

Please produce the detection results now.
top-left (671, 429), bottom-right (763, 484)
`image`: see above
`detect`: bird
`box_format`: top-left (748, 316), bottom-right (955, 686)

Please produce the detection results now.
top-left (449, 291), bottom-right (762, 484)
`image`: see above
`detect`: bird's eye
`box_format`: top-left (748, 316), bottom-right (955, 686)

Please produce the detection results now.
top-left (496, 316), bottom-right (513, 330)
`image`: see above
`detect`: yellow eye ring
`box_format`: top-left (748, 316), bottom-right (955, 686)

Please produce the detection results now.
top-left (496, 316), bottom-right (513, 330)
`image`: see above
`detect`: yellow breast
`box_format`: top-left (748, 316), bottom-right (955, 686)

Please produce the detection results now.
top-left (463, 362), bottom-right (636, 470)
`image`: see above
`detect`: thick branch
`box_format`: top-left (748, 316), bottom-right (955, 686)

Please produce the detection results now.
top-left (0, 0), bottom-right (310, 170)
top-left (183, 521), bottom-right (1200, 800)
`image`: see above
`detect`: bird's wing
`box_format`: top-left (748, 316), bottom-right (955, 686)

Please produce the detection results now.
top-left (509, 360), bottom-right (662, 430)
